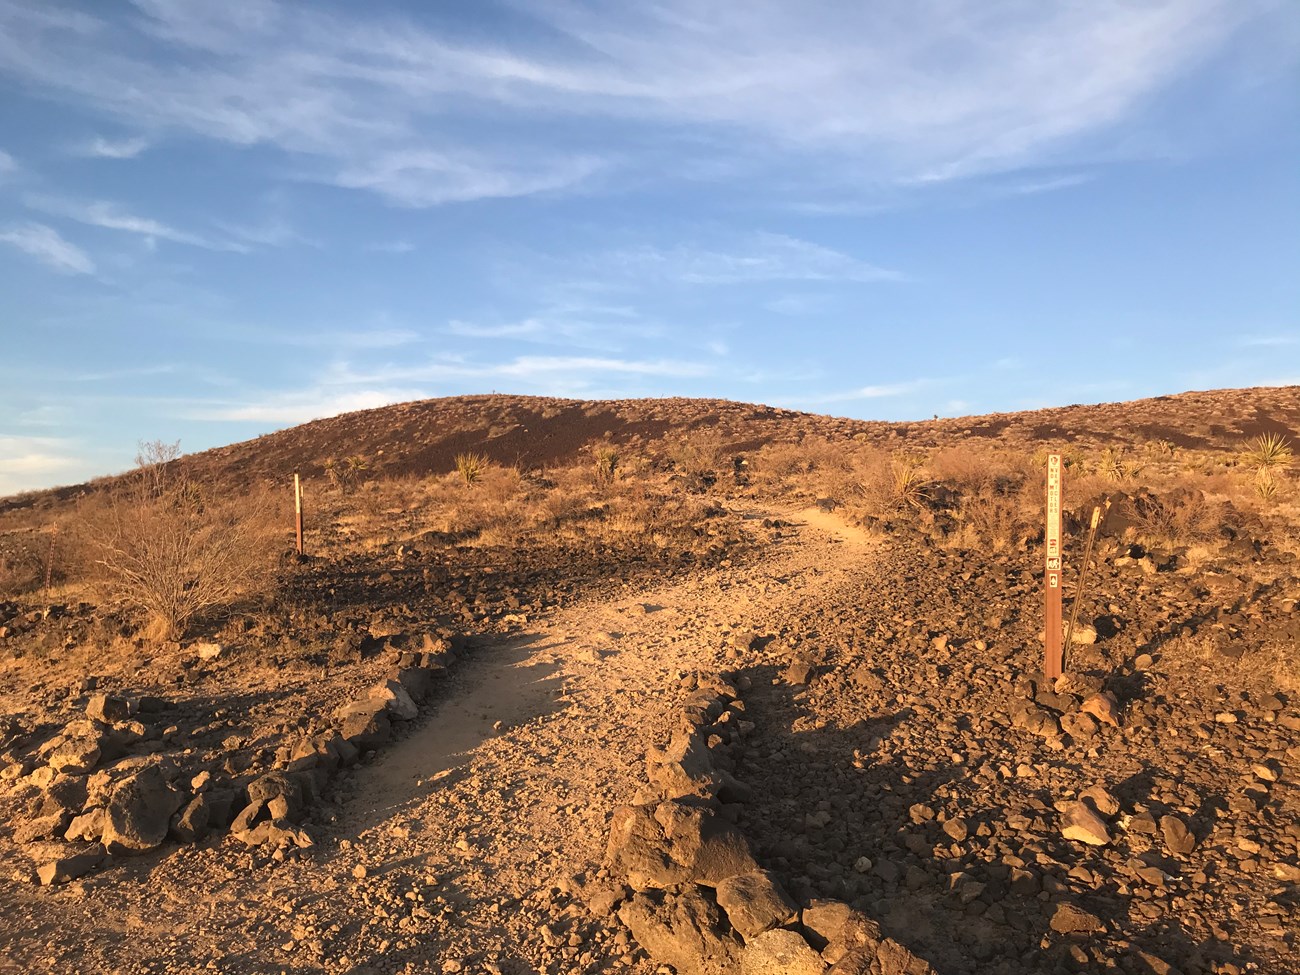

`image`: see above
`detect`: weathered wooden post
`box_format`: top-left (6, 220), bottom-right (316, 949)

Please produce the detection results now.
top-left (1044, 453), bottom-right (1063, 678)
top-left (294, 473), bottom-right (305, 557)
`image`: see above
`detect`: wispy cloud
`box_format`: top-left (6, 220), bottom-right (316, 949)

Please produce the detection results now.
top-left (0, 148), bottom-right (15, 175)
top-left (601, 233), bottom-right (902, 286)
top-left (79, 135), bottom-right (150, 159)
top-left (0, 221), bottom-right (95, 274)
top-left (364, 239), bottom-right (415, 254)
top-left (1238, 333), bottom-right (1298, 347)
top-left (333, 149), bottom-right (606, 207)
top-left (799, 379), bottom-right (937, 405)
top-left (0, 0), bottom-right (1284, 206)
top-left (27, 195), bottom-right (249, 252)
top-left (332, 354), bottom-right (712, 386)
top-left (185, 388), bottom-right (429, 426)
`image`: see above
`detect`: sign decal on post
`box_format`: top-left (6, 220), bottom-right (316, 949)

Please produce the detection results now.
top-left (1044, 453), bottom-right (1063, 678)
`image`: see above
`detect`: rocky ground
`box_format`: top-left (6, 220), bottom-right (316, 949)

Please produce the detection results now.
top-left (0, 497), bottom-right (1297, 974)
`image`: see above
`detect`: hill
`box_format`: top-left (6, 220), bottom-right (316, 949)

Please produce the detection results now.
top-left (4, 385), bottom-right (1298, 514)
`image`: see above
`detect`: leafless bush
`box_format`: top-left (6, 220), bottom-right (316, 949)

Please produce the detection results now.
top-left (78, 456), bottom-right (279, 642)
top-left (952, 482), bottom-right (1036, 552)
top-left (1131, 490), bottom-right (1220, 548)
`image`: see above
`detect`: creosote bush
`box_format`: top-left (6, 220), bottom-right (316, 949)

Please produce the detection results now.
top-left (79, 446), bottom-right (279, 643)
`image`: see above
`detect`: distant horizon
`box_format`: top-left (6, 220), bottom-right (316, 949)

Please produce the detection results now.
top-left (3, 2), bottom-right (1296, 494)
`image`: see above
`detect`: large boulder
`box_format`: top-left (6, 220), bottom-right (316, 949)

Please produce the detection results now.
top-left (37, 846), bottom-right (105, 886)
top-left (338, 701), bottom-right (392, 750)
top-left (47, 737), bottom-right (102, 775)
top-left (101, 764), bottom-right (185, 854)
top-left (247, 771), bottom-right (304, 822)
top-left (170, 794), bottom-right (211, 843)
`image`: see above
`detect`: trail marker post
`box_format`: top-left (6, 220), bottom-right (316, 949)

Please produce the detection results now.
top-left (1044, 453), bottom-right (1063, 679)
top-left (43, 523), bottom-right (58, 593)
top-left (294, 473), bottom-right (305, 557)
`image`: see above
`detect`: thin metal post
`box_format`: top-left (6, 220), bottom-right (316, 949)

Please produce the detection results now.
top-left (294, 474), bottom-right (304, 556)
top-left (1044, 453), bottom-right (1063, 679)
top-left (1064, 500), bottom-right (1110, 654)
top-left (44, 523), bottom-right (58, 593)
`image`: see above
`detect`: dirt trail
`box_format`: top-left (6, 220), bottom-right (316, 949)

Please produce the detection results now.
top-left (312, 503), bottom-right (877, 974)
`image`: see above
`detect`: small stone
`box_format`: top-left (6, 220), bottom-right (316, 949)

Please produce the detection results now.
top-left (194, 642), bottom-right (223, 661)
top-left (353, 864), bottom-right (368, 879)
top-left (1050, 903), bottom-right (1104, 935)
top-left (86, 693), bottom-right (130, 724)
top-left (942, 818), bottom-right (969, 842)
top-left (1160, 815), bottom-right (1196, 856)
top-left (1080, 692), bottom-right (1121, 728)
top-left (37, 846), bottom-right (105, 886)
top-left (1060, 802), bottom-right (1111, 846)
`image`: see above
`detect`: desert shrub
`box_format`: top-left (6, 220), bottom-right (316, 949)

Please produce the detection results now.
top-left (78, 453), bottom-right (278, 642)
top-left (667, 428), bottom-right (729, 481)
top-left (951, 482), bottom-right (1036, 552)
top-left (1253, 468), bottom-right (1282, 501)
top-left (0, 546), bottom-right (44, 597)
top-left (1130, 489), bottom-right (1220, 548)
top-left (454, 452), bottom-right (489, 486)
top-left (751, 438), bottom-right (858, 499)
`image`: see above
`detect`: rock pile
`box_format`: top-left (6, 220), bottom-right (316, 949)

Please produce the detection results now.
top-left (597, 673), bottom-right (936, 974)
top-left (2, 635), bottom-right (460, 883)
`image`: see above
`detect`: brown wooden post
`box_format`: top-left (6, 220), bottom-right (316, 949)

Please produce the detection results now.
top-left (294, 473), bottom-right (304, 556)
top-left (1044, 453), bottom-right (1063, 678)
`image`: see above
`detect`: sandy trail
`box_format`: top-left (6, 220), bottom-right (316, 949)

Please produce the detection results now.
top-left (315, 504), bottom-right (877, 973)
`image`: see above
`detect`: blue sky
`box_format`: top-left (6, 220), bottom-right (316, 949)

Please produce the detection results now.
top-left (1, 0), bottom-right (1298, 494)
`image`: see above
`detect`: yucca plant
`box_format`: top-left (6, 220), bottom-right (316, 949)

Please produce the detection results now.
top-left (1255, 467), bottom-right (1280, 501)
top-left (591, 443), bottom-right (620, 487)
top-left (1097, 447), bottom-right (1140, 482)
top-left (889, 455), bottom-right (929, 509)
top-left (1242, 434), bottom-right (1292, 472)
top-left (454, 452), bottom-right (489, 486)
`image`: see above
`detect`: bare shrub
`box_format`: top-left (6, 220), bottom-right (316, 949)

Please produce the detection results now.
top-left (952, 482), bottom-right (1036, 552)
top-left (79, 455), bottom-right (278, 642)
top-left (1131, 489), bottom-right (1220, 548)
